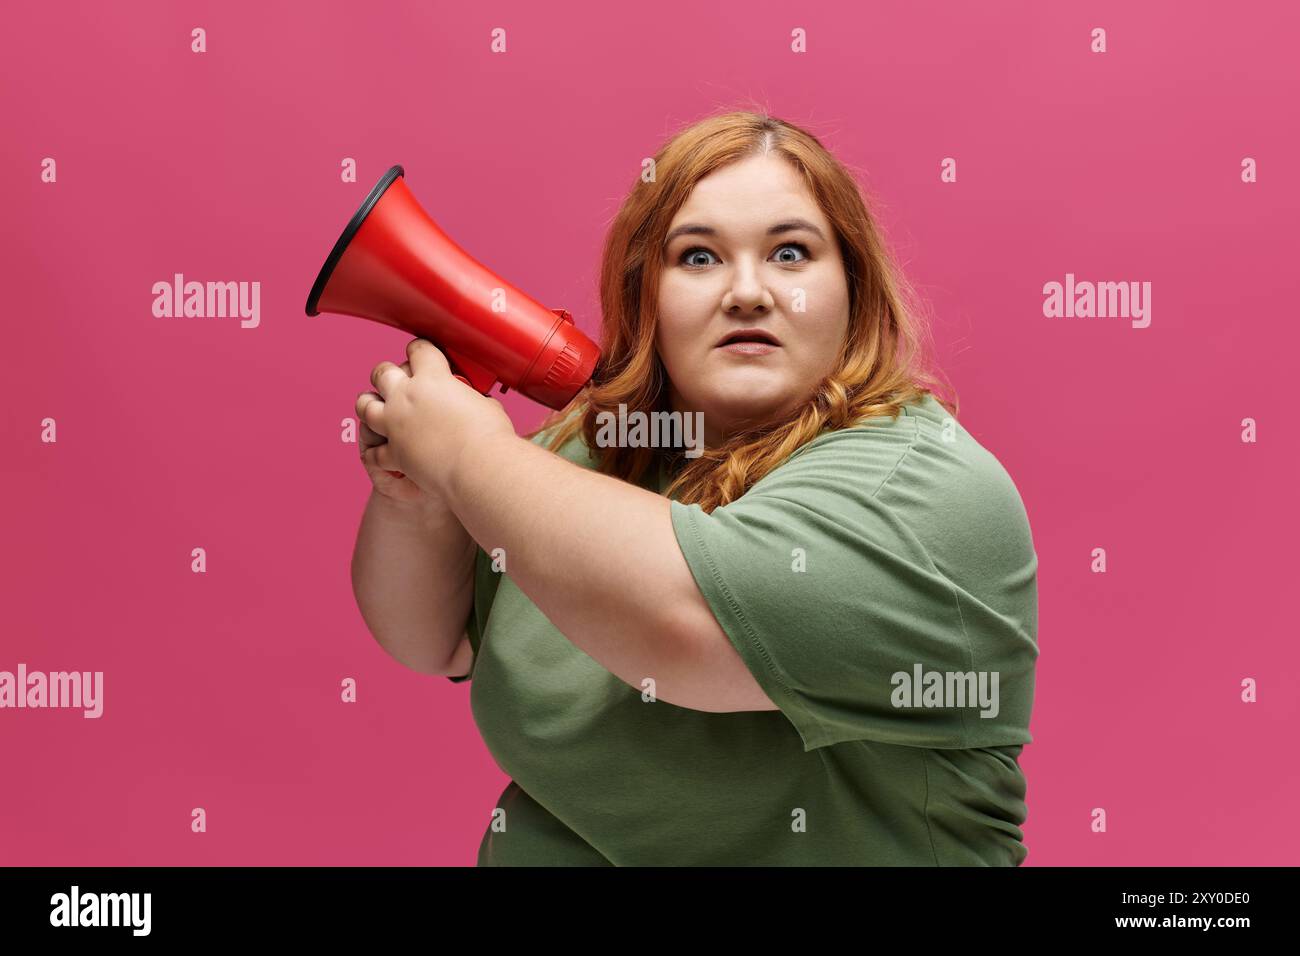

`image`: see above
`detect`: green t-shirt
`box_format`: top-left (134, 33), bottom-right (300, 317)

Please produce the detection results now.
top-left (449, 392), bottom-right (1039, 865)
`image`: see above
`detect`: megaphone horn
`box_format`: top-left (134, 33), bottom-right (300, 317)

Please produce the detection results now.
top-left (306, 165), bottom-right (599, 410)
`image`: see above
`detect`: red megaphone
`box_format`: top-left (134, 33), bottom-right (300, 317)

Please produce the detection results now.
top-left (306, 165), bottom-right (599, 409)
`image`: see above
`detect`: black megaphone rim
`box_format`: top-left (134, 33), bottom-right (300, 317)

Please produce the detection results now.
top-left (305, 164), bottom-right (406, 316)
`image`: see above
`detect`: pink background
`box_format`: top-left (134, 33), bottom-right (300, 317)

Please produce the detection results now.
top-left (3, 0), bottom-right (1297, 866)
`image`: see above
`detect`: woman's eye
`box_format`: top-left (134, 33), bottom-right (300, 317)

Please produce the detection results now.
top-left (678, 242), bottom-right (810, 269)
top-left (772, 242), bottom-right (810, 264)
top-left (680, 247), bottom-right (718, 268)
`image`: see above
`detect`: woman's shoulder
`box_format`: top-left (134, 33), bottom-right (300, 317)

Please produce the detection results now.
top-left (773, 395), bottom-right (935, 472)
top-left (789, 392), bottom-right (973, 459)
top-left (758, 396), bottom-right (1037, 608)
top-left (768, 392), bottom-right (1024, 513)
top-left (527, 410), bottom-right (600, 469)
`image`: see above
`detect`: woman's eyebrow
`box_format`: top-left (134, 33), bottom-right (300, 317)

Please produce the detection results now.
top-left (663, 218), bottom-right (827, 245)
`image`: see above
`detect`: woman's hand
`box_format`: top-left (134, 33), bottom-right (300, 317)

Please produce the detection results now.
top-left (358, 338), bottom-right (516, 500)
top-left (356, 375), bottom-right (430, 509)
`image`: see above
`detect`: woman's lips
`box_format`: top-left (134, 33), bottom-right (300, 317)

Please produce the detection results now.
top-left (717, 341), bottom-right (779, 355)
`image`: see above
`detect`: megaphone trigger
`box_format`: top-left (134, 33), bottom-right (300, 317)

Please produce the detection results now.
top-left (442, 352), bottom-right (469, 388)
top-left (441, 347), bottom-right (498, 395)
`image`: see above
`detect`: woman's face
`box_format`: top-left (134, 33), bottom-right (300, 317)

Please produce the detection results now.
top-left (656, 153), bottom-right (850, 446)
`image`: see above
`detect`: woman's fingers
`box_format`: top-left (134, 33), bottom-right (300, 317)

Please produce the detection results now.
top-left (369, 440), bottom-right (399, 472)
top-left (358, 418), bottom-right (385, 453)
top-left (356, 391), bottom-right (388, 439)
top-left (370, 359), bottom-right (412, 392)
top-left (359, 357), bottom-right (410, 458)
top-left (407, 337), bottom-right (448, 377)
top-left (371, 360), bottom-right (404, 397)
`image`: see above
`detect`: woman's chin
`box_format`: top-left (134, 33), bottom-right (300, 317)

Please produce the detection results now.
top-left (700, 389), bottom-right (793, 430)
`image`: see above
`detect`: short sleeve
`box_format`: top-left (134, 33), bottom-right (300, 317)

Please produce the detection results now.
top-left (668, 425), bottom-right (1036, 752)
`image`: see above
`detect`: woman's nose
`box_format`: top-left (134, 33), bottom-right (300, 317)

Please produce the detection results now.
top-left (723, 262), bottom-right (774, 313)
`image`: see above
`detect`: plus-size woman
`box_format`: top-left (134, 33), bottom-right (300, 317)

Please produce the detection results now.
top-left (350, 111), bottom-right (1039, 866)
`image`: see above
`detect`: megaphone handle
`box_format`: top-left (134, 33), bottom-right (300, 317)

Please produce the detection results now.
top-left (442, 351), bottom-right (471, 389)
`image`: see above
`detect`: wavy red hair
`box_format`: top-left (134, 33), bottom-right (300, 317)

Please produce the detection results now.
top-left (528, 109), bottom-right (956, 512)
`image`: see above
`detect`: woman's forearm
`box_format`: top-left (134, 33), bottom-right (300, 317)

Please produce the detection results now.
top-left (351, 488), bottom-right (476, 675)
top-left (438, 433), bottom-right (713, 700)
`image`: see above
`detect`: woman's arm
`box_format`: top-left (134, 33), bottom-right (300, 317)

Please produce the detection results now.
top-left (433, 433), bottom-right (775, 712)
top-left (359, 338), bottom-right (769, 708)
top-left (351, 487), bottom-right (477, 676)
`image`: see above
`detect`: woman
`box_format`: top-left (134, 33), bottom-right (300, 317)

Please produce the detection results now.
top-left (350, 111), bottom-right (1039, 866)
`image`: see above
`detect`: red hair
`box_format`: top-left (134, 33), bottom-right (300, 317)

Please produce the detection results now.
top-left (529, 109), bottom-right (955, 512)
